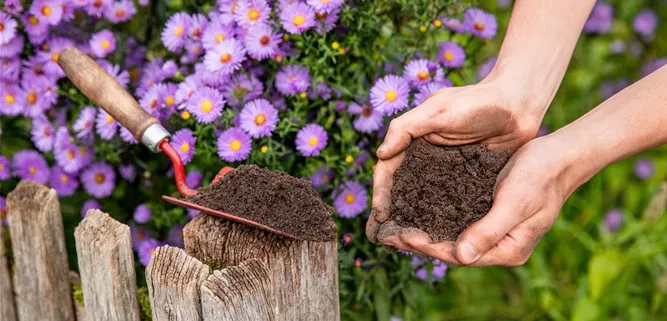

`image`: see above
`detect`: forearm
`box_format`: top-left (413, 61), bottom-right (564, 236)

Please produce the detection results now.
top-left (554, 66), bottom-right (667, 191)
top-left (486, 0), bottom-right (596, 118)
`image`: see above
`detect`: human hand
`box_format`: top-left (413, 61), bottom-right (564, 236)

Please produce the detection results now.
top-left (366, 79), bottom-right (548, 246)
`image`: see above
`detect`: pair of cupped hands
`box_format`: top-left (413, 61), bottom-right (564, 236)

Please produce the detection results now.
top-left (366, 78), bottom-right (574, 267)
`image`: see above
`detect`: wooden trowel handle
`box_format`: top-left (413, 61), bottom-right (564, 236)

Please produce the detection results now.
top-left (58, 47), bottom-right (158, 141)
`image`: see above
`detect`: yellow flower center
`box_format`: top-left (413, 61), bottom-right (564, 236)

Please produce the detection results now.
top-left (362, 107), bottom-right (372, 117)
top-left (338, 48), bottom-right (346, 55)
top-left (248, 9), bottom-right (260, 21)
top-left (315, 12), bottom-right (327, 20)
top-left (175, 26), bottom-right (184, 36)
top-left (93, 0), bottom-right (103, 8)
top-left (322, 0), bottom-right (330, 3)
top-left (27, 92), bottom-right (38, 104)
top-left (254, 114), bottom-right (266, 125)
top-left (260, 145), bottom-right (268, 153)
top-left (417, 71), bottom-right (429, 81)
top-left (331, 42), bottom-right (340, 50)
top-left (344, 193), bottom-right (355, 204)
top-left (4, 94), bottom-right (15, 104)
top-left (308, 137), bottom-right (319, 146)
top-left (41, 6), bottom-right (52, 16)
top-left (165, 96), bottom-right (175, 106)
top-left (192, 28), bottom-right (201, 37)
top-left (384, 90), bottom-right (398, 102)
top-left (60, 175), bottom-right (69, 183)
top-left (129, 68), bottom-right (140, 81)
top-left (259, 35), bottom-right (270, 45)
top-left (79, 147), bottom-right (87, 156)
top-left (137, 231), bottom-right (146, 240)
top-left (293, 15), bottom-right (305, 26)
top-left (345, 155), bottom-right (353, 163)
top-left (106, 115), bottom-right (114, 124)
top-left (474, 22), bottom-right (485, 31)
top-left (29, 166), bottom-right (37, 175)
top-left (115, 9), bottom-right (125, 18)
top-left (200, 99), bottom-right (213, 112)
top-left (0, 163), bottom-right (3, 171)
top-left (275, 54), bottom-right (283, 62)
top-left (419, 25), bottom-right (427, 32)
top-left (181, 111), bottom-right (191, 120)
top-left (299, 92), bottom-right (307, 99)
top-left (444, 51), bottom-right (454, 61)
top-left (67, 149), bottom-right (76, 160)
top-left (215, 34), bottom-right (225, 43)
top-left (29, 15), bottom-right (39, 25)
top-left (94, 173), bottom-right (105, 184)
top-left (0, 23), bottom-right (4, 31)
top-left (434, 20), bottom-right (442, 27)
top-left (229, 139), bottom-right (241, 151)
top-left (220, 53), bottom-right (232, 63)
top-left (101, 40), bottom-right (111, 49)
top-left (180, 143), bottom-right (190, 153)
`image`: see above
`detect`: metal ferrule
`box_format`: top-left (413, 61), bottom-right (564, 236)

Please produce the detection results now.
top-left (141, 124), bottom-right (171, 153)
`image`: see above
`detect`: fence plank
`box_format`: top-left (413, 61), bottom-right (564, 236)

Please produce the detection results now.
top-left (146, 245), bottom-right (210, 321)
top-left (75, 209), bottom-right (140, 321)
top-left (69, 271), bottom-right (88, 321)
top-left (201, 258), bottom-right (275, 321)
top-left (6, 180), bottom-right (74, 321)
top-left (0, 223), bottom-right (17, 321)
top-left (184, 214), bottom-right (340, 321)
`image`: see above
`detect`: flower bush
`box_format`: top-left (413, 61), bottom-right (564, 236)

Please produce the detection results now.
top-left (1, 0), bottom-right (667, 320)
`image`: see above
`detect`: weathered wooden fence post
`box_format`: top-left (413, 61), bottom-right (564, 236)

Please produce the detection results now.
top-left (6, 180), bottom-right (74, 321)
top-left (184, 213), bottom-right (340, 321)
top-left (146, 245), bottom-right (210, 321)
top-left (201, 258), bottom-right (276, 321)
top-left (0, 222), bottom-right (17, 321)
top-left (75, 209), bottom-right (140, 321)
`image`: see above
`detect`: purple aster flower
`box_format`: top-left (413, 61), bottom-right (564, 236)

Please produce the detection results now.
top-left (477, 56), bottom-right (497, 81)
top-left (609, 39), bottom-right (626, 54)
top-left (175, 76), bottom-right (201, 107)
top-left (204, 39), bottom-right (246, 75)
top-left (73, 107), bottom-right (97, 138)
top-left (404, 59), bottom-right (443, 88)
top-left (3, 0), bottom-right (23, 15)
top-left (0, 83), bottom-right (22, 116)
top-left (310, 166), bottom-right (333, 188)
top-left (31, 116), bottom-right (55, 152)
top-left (417, 259), bottom-right (448, 282)
top-left (583, 1), bottom-right (613, 34)
top-left (137, 238), bottom-right (160, 266)
top-left (98, 60), bottom-right (129, 89)
top-left (275, 64), bottom-right (311, 95)
top-left (603, 209), bottom-right (624, 233)
top-left (349, 103), bottom-right (384, 133)
top-left (182, 39), bottom-right (204, 64)
top-left (129, 224), bottom-right (151, 249)
top-left (280, 2), bottom-right (315, 35)
top-left (12, 150), bottom-right (50, 184)
top-left (0, 13), bottom-right (18, 45)
top-left (442, 17), bottom-right (466, 33)
top-left (30, 0), bottom-right (63, 26)
top-left (139, 84), bottom-right (162, 117)
top-left (0, 196), bottom-right (5, 226)
top-left (438, 41), bottom-right (465, 68)
top-left (1, 58), bottom-right (21, 82)
top-left (95, 109), bottom-right (119, 140)
top-left (119, 126), bottom-right (138, 144)
top-left (314, 8), bottom-right (340, 34)
top-left (0, 36), bottom-right (24, 58)
top-left (633, 9), bottom-right (657, 38)
top-left (85, 0), bottom-right (110, 17)
top-left (234, 0), bottom-right (270, 29)
top-left (245, 24), bottom-right (282, 60)
top-left (38, 37), bottom-right (75, 78)
top-left (104, 0), bottom-right (136, 23)
top-left (161, 12), bottom-right (190, 52)
top-left (188, 13), bottom-right (208, 39)
top-left (341, 233), bottom-right (353, 246)
top-left (170, 129), bottom-right (197, 165)
top-left (641, 57), bottom-right (667, 77)
top-left (497, 0), bottom-right (513, 8)
top-left (134, 204), bottom-right (151, 223)
top-left (463, 8), bottom-right (497, 39)
top-left (81, 162), bottom-right (116, 198)
top-left (202, 21), bottom-right (236, 50)
top-left (333, 181), bottom-right (368, 218)
top-left (223, 74), bottom-right (263, 107)
top-left (0, 156), bottom-right (10, 180)
top-left (50, 165), bottom-right (79, 197)
top-left (370, 75), bottom-right (410, 115)
top-left (22, 14), bottom-right (49, 43)
top-left (310, 82), bottom-right (332, 100)
top-left (186, 86), bottom-right (225, 124)
top-left (537, 125), bottom-right (550, 137)
top-left (239, 99), bottom-right (279, 138)
top-left (118, 164), bottom-right (136, 181)
top-left (296, 124), bottom-right (327, 157)
top-left (89, 30), bottom-right (116, 58)
top-left (353, 258), bottom-right (363, 268)
top-left (167, 225), bottom-right (184, 248)
top-left (71, 0), bottom-right (90, 8)
top-left (81, 199), bottom-right (102, 217)
top-left (414, 82), bottom-right (447, 106)
top-left (217, 127), bottom-right (252, 162)
top-left (20, 78), bottom-right (51, 118)
top-left (307, 0), bottom-right (343, 13)
top-left (186, 170), bottom-right (202, 189)
top-left (633, 157), bottom-right (654, 180)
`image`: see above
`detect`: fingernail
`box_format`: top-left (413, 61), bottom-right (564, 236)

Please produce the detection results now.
top-left (377, 143), bottom-right (388, 154)
top-left (459, 242), bottom-right (479, 263)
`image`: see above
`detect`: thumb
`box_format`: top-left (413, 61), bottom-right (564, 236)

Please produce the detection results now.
top-left (376, 101), bottom-right (440, 159)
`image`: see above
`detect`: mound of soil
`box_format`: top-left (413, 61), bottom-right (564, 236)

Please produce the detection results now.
top-left (389, 139), bottom-right (511, 242)
top-left (185, 165), bottom-right (337, 242)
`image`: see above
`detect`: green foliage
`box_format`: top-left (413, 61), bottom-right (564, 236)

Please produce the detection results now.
top-left (137, 287), bottom-right (153, 321)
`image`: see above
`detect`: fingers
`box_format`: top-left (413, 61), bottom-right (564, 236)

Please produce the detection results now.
top-left (366, 154), bottom-right (405, 243)
top-left (376, 101), bottom-right (441, 160)
top-left (399, 231), bottom-right (461, 266)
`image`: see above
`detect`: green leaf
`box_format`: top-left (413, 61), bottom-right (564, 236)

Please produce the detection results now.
top-left (571, 297), bottom-right (600, 321)
top-left (373, 268), bottom-right (391, 321)
top-left (588, 249), bottom-right (624, 301)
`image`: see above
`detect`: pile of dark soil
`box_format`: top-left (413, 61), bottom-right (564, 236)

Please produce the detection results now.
top-left (389, 139), bottom-right (511, 242)
top-left (185, 165), bottom-right (337, 242)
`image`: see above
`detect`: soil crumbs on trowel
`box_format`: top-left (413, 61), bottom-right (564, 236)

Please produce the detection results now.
top-left (389, 139), bottom-right (511, 242)
top-left (185, 165), bottom-right (337, 242)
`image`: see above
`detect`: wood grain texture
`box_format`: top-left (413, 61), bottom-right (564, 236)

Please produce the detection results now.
top-left (0, 223), bottom-right (17, 321)
top-left (184, 214), bottom-right (340, 321)
top-left (74, 209), bottom-right (140, 321)
top-left (69, 271), bottom-right (88, 321)
top-left (201, 259), bottom-right (276, 321)
top-left (146, 245), bottom-right (210, 321)
top-left (6, 180), bottom-right (74, 321)
top-left (58, 47), bottom-right (158, 140)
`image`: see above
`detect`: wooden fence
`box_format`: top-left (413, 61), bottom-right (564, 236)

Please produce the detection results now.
top-left (0, 180), bottom-right (340, 321)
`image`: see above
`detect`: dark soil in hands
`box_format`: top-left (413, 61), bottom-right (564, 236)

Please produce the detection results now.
top-left (184, 165), bottom-right (337, 242)
top-left (389, 139), bottom-right (512, 242)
